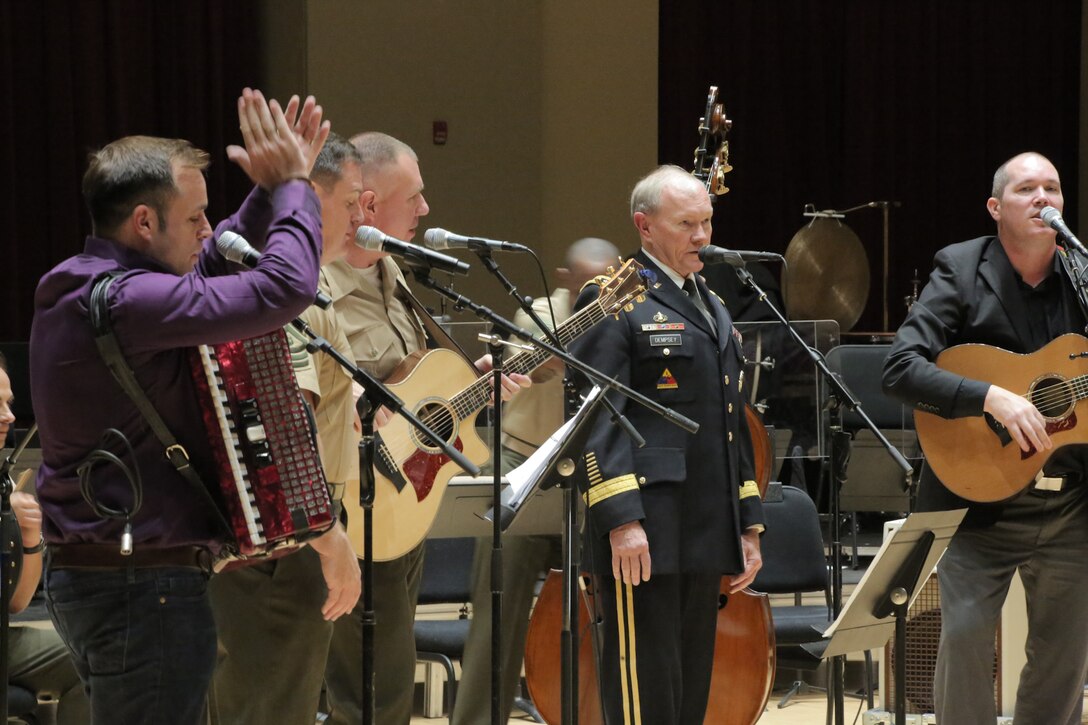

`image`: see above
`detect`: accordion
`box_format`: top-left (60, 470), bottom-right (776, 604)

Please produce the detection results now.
top-left (190, 329), bottom-right (334, 565)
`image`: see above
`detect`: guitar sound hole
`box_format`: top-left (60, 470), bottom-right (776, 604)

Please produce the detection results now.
top-left (414, 401), bottom-right (457, 451)
top-left (1031, 377), bottom-right (1074, 419)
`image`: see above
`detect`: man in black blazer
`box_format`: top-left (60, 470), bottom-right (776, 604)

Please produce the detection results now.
top-left (570, 165), bottom-right (764, 724)
top-left (884, 152), bottom-right (1088, 725)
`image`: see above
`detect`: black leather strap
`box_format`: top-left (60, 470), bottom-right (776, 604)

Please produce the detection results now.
top-left (88, 273), bottom-right (230, 537)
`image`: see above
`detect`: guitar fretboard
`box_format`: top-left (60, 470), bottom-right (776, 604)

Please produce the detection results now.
top-left (448, 300), bottom-right (610, 420)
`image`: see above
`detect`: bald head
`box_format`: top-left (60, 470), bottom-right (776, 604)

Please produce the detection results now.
top-left (560, 237), bottom-right (620, 293)
top-left (350, 132), bottom-right (418, 180)
top-left (992, 152), bottom-right (1054, 198)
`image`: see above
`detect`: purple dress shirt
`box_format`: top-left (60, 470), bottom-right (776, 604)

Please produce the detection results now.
top-left (29, 181), bottom-right (322, 549)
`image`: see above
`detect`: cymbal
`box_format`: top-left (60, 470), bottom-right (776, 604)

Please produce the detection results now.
top-left (783, 217), bottom-right (869, 331)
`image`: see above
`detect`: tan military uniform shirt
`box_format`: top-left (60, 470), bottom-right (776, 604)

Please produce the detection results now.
top-left (501, 288), bottom-right (571, 458)
top-left (323, 258), bottom-right (427, 381)
top-left (288, 269), bottom-right (360, 497)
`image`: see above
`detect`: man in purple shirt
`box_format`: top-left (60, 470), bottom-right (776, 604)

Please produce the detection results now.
top-left (29, 88), bottom-right (330, 725)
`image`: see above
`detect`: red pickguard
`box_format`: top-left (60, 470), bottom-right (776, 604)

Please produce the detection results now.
top-left (1020, 413), bottom-right (1078, 460)
top-left (401, 437), bottom-right (465, 502)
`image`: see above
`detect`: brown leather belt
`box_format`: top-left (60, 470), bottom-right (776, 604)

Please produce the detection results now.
top-left (48, 544), bottom-right (213, 572)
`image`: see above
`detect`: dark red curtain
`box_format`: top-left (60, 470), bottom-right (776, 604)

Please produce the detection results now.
top-left (659, 1), bottom-right (1081, 333)
top-left (0, 0), bottom-right (265, 340)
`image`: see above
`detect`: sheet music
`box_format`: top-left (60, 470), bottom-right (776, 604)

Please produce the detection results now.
top-left (504, 385), bottom-right (603, 510)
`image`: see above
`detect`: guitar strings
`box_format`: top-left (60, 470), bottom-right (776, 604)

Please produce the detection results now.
top-left (377, 299), bottom-right (610, 462)
top-left (378, 271), bottom-right (642, 462)
top-left (1020, 376), bottom-right (1087, 413)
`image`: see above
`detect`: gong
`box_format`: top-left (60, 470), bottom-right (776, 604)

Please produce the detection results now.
top-left (783, 216), bottom-right (870, 331)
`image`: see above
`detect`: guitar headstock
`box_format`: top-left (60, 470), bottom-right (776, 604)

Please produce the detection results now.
top-left (595, 258), bottom-right (650, 318)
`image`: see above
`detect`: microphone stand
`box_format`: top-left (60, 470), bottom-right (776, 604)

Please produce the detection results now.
top-left (356, 396), bottom-right (377, 725)
top-left (287, 316), bottom-right (481, 725)
top-left (731, 263), bottom-right (913, 725)
top-left (0, 423), bottom-right (35, 721)
top-left (486, 334), bottom-right (505, 725)
top-left (473, 249), bottom-right (585, 725)
top-left (469, 249), bottom-right (522, 725)
top-left (411, 266), bottom-right (683, 725)
top-left (1055, 242), bottom-right (1088, 333)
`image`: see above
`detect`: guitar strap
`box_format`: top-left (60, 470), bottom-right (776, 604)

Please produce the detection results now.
top-left (394, 277), bottom-right (477, 367)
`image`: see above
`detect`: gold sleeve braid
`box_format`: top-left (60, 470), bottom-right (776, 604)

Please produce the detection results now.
top-left (739, 480), bottom-right (760, 499)
top-left (581, 451), bottom-right (640, 508)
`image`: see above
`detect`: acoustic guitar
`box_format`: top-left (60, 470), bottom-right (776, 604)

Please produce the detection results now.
top-left (914, 333), bottom-right (1088, 502)
top-left (347, 258), bottom-right (649, 560)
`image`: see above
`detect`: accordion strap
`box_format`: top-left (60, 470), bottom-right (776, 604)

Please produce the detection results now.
top-left (88, 272), bottom-right (231, 535)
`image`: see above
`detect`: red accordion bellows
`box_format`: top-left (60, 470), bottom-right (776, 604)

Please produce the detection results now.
top-left (190, 329), bottom-right (333, 562)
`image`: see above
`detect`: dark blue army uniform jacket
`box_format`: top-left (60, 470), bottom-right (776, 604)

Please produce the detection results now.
top-left (570, 251), bottom-right (764, 576)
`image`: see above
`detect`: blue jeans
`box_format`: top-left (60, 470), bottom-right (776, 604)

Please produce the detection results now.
top-left (45, 566), bottom-right (217, 725)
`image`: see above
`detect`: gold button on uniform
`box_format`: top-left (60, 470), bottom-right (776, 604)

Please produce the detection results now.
top-left (728, 431), bottom-right (733, 442)
top-left (724, 375), bottom-right (730, 386)
top-left (638, 476), bottom-right (647, 485)
top-left (663, 348), bottom-right (671, 356)
top-left (728, 403), bottom-right (733, 413)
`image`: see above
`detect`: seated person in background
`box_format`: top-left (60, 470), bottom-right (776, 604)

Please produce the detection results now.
top-left (0, 353), bottom-right (88, 724)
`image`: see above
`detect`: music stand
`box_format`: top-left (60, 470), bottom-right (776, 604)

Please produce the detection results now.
top-left (482, 385), bottom-right (607, 724)
top-left (482, 385), bottom-right (605, 532)
top-left (815, 509), bottom-right (965, 725)
top-left (428, 476), bottom-right (563, 539)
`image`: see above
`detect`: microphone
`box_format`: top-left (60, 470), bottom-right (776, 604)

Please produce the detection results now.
top-left (1040, 206), bottom-right (1088, 256)
top-left (216, 231), bottom-right (331, 309)
top-left (697, 245), bottom-right (784, 267)
top-left (423, 228), bottom-right (531, 253)
top-left (354, 226), bottom-right (471, 276)
top-left (216, 231), bottom-right (261, 267)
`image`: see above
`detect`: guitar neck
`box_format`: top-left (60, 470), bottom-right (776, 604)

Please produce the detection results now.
top-left (450, 300), bottom-right (608, 418)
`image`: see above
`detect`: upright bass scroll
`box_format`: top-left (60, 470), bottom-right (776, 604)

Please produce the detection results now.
top-left (692, 85), bottom-right (733, 198)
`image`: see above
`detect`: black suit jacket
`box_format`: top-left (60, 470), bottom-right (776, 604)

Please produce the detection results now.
top-left (883, 235), bottom-right (1088, 525)
top-left (570, 251), bottom-right (764, 575)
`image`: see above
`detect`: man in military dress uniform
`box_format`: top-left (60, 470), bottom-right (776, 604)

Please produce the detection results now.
top-left (570, 165), bottom-right (764, 724)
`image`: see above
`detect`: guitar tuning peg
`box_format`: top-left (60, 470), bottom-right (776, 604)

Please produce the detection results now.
top-left (623, 303), bottom-right (635, 312)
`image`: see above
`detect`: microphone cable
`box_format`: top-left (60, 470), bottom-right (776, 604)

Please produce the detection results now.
top-left (76, 428), bottom-right (143, 556)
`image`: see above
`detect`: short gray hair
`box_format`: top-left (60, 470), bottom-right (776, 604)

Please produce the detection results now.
top-left (349, 132), bottom-right (417, 179)
top-left (630, 165), bottom-right (708, 218)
